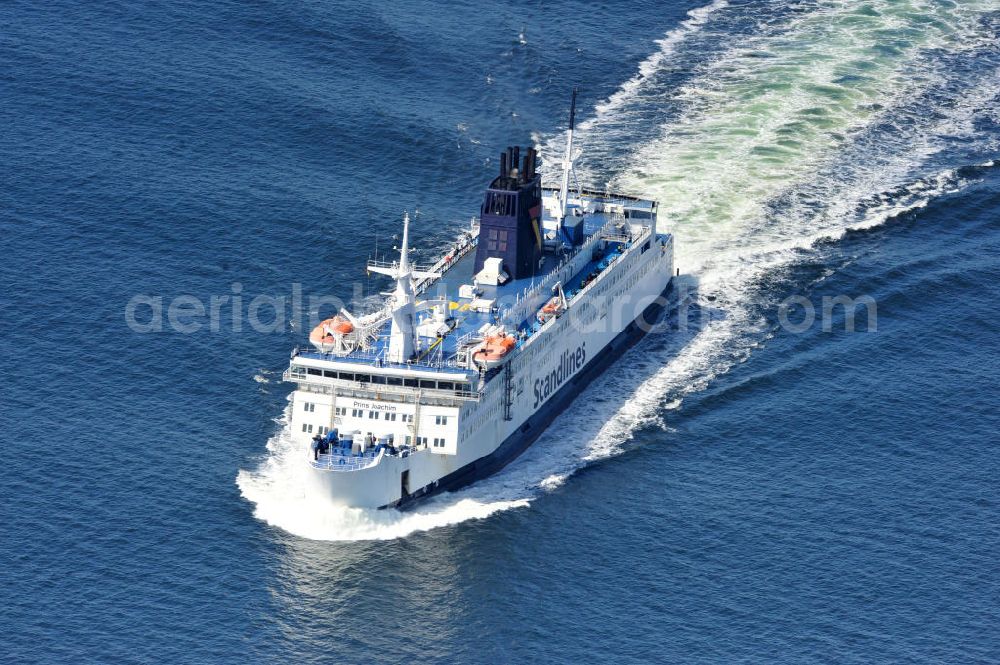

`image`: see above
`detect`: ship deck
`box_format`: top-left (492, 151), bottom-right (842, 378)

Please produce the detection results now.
top-left (297, 188), bottom-right (659, 373)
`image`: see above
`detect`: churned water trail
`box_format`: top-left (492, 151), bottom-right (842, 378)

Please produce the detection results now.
top-left (238, 0), bottom-right (1000, 540)
top-left (582, 0), bottom-right (730, 130)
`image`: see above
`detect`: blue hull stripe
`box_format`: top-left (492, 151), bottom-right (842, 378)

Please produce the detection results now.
top-left (388, 280), bottom-right (672, 510)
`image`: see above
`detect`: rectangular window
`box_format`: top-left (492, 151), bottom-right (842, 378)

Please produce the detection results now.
top-left (386, 376), bottom-right (403, 386)
top-left (420, 379), bottom-right (436, 389)
top-left (369, 411), bottom-right (379, 420)
top-left (370, 375), bottom-right (386, 385)
top-left (307, 367), bottom-right (322, 376)
top-left (355, 374), bottom-right (371, 384)
top-left (335, 407), bottom-right (346, 416)
top-left (385, 413), bottom-right (397, 422)
top-left (301, 424), bottom-right (313, 433)
top-left (352, 409), bottom-right (363, 418)
top-left (405, 436), bottom-right (412, 445)
top-left (435, 415), bottom-right (448, 426)
top-left (433, 438), bottom-right (445, 447)
top-left (303, 402), bottom-right (315, 412)
top-left (404, 378), bottom-right (419, 388)
top-left (323, 369), bottom-right (337, 378)
top-left (338, 372), bottom-right (354, 382)
top-left (402, 414), bottom-right (414, 423)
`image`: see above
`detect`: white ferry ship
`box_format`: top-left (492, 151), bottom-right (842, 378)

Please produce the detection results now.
top-left (284, 94), bottom-right (674, 508)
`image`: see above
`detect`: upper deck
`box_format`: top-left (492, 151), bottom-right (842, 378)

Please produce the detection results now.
top-left (288, 187), bottom-right (661, 383)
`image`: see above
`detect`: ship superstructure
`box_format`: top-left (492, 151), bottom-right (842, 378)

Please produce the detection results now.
top-left (285, 94), bottom-right (674, 508)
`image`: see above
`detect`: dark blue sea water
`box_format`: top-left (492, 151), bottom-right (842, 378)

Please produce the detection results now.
top-left (3, 1), bottom-right (1000, 662)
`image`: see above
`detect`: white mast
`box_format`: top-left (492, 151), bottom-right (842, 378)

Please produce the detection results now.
top-left (367, 212), bottom-right (439, 363)
top-left (558, 87), bottom-right (579, 224)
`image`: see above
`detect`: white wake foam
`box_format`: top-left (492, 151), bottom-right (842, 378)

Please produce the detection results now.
top-left (584, 0), bottom-right (730, 130)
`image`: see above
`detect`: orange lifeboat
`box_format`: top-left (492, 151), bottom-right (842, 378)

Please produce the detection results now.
top-left (536, 296), bottom-right (564, 323)
top-left (472, 334), bottom-right (516, 368)
top-left (309, 315), bottom-right (355, 353)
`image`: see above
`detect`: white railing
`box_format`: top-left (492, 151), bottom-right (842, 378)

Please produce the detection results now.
top-left (311, 449), bottom-right (383, 472)
top-left (414, 233), bottom-right (478, 295)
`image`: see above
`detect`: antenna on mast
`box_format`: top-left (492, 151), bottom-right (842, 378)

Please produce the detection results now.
top-left (399, 211), bottom-right (411, 273)
top-left (559, 87), bottom-right (579, 224)
top-left (367, 211), bottom-right (440, 363)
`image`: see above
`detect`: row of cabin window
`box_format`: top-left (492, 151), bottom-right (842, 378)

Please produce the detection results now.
top-left (406, 436), bottom-right (447, 447)
top-left (347, 408), bottom-right (411, 422)
top-left (329, 405), bottom-right (448, 426)
top-left (303, 367), bottom-right (462, 391)
top-left (407, 436), bottom-right (441, 447)
top-left (301, 424), bottom-right (332, 435)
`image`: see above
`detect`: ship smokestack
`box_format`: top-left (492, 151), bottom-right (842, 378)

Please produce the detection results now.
top-left (476, 142), bottom-right (544, 280)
